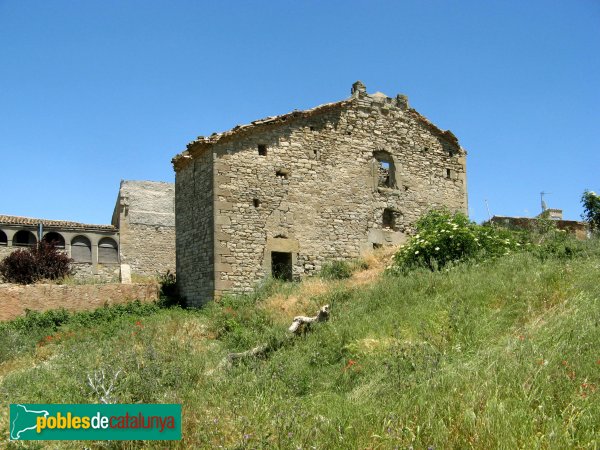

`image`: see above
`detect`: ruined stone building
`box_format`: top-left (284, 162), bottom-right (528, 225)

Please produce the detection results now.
top-left (172, 82), bottom-right (468, 305)
top-left (490, 209), bottom-right (589, 240)
top-left (0, 180), bottom-right (175, 282)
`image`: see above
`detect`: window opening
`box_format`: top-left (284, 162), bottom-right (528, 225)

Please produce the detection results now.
top-left (98, 237), bottom-right (118, 264)
top-left (71, 235), bottom-right (92, 263)
top-left (383, 208), bottom-right (396, 230)
top-left (258, 144), bottom-right (267, 156)
top-left (14, 230), bottom-right (37, 247)
top-left (275, 169), bottom-right (289, 179)
top-left (253, 198), bottom-right (261, 208)
top-left (373, 150), bottom-right (396, 189)
top-left (42, 232), bottom-right (65, 248)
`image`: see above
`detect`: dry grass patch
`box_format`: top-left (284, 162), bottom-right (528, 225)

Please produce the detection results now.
top-left (260, 278), bottom-right (330, 323)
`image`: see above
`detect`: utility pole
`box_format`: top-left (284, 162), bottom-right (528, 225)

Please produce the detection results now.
top-left (540, 191), bottom-right (551, 213)
top-left (484, 199), bottom-right (492, 222)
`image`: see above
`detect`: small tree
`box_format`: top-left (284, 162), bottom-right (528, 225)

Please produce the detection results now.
top-left (0, 241), bottom-right (74, 284)
top-left (581, 190), bottom-right (600, 233)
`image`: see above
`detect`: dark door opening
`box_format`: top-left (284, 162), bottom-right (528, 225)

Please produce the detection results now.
top-left (272, 252), bottom-right (293, 281)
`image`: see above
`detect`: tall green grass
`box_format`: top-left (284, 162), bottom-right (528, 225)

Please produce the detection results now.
top-left (1, 240), bottom-right (600, 448)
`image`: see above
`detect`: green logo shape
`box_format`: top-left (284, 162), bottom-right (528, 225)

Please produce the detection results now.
top-left (9, 404), bottom-right (181, 441)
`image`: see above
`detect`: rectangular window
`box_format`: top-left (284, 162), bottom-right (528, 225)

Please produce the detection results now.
top-left (383, 208), bottom-right (396, 230)
top-left (258, 144), bottom-right (267, 156)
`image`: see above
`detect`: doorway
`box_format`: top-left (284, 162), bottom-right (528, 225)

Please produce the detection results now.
top-left (271, 251), bottom-right (293, 281)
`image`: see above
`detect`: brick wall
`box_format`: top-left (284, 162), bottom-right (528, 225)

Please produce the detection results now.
top-left (0, 282), bottom-right (159, 321)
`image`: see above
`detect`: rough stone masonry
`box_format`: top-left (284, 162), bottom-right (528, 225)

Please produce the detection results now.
top-left (172, 82), bottom-right (468, 306)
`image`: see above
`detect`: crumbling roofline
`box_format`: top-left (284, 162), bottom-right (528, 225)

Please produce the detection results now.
top-left (171, 90), bottom-right (465, 172)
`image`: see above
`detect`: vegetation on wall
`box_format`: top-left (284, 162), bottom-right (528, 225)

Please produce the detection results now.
top-left (0, 241), bottom-right (73, 284)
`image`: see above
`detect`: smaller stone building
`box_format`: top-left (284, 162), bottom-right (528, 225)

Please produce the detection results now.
top-left (0, 215), bottom-right (120, 281)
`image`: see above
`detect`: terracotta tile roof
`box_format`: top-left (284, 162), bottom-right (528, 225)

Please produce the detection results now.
top-left (0, 215), bottom-right (117, 232)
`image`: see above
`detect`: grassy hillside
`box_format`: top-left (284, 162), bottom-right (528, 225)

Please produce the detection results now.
top-left (1, 240), bottom-right (600, 449)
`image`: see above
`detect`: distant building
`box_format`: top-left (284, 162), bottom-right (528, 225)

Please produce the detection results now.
top-left (0, 180), bottom-right (175, 282)
top-left (111, 180), bottom-right (175, 278)
top-left (489, 208), bottom-right (588, 240)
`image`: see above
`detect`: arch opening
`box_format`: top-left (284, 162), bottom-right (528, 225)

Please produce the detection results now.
top-left (0, 230), bottom-right (7, 246)
top-left (14, 230), bottom-right (37, 247)
top-left (98, 237), bottom-right (118, 264)
top-left (71, 235), bottom-right (92, 263)
top-left (43, 232), bottom-right (65, 249)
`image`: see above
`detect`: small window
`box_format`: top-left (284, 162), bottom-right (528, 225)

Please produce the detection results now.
top-left (383, 208), bottom-right (396, 230)
top-left (258, 144), bottom-right (267, 156)
top-left (14, 230), bottom-right (37, 247)
top-left (253, 198), bottom-right (261, 208)
top-left (272, 252), bottom-right (293, 281)
top-left (309, 126), bottom-right (316, 132)
top-left (446, 169), bottom-right (452, 179)
top-left (276, 169), bottom-right (289, 179)
top-left (373, 243), bottom-right (383, 250)
top-left (373, 150), bottom-right (396, 189)
top-left (0, 230), bottom-right (7, 246)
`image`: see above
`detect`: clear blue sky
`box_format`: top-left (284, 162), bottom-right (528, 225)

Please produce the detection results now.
top-left (1, 0), bottom-right (598, 224)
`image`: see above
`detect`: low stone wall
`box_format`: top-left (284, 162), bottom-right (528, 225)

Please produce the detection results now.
top-left (0, 282), bottom-right (159, 321)
top-left (0, 245), bottom-right (12, 260)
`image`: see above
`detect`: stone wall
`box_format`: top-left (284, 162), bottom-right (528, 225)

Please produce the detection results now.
top-left (113, 180), bottom-right (176, 278)
top-left (175, 152), bottom-right (214, 304)
top-left (72, 262), bottom-right (120, 283)
top-left (491, 216), bottom-right (589, 240)
top-left (118, 224), bottom-right (176, 278)
top-left (0, 245), bottom-right (13, 261)
top-left (175, 85), bottom-right (468, 305)
top-left (0, 282), bottom-right (159, 321)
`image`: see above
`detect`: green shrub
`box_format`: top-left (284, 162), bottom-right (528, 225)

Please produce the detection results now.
top-left (0, 241), bottom-right (73, 284)
top-left (387, 210), bottom-right (524, 274)
top-left (320, 260), bottom-right (353, 280)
